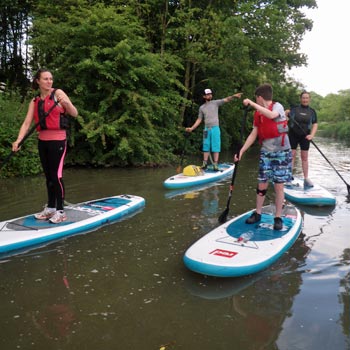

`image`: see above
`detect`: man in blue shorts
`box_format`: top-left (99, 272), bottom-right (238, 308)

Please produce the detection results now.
top-left (186, 88), bottom-right (242, 171)
top-left (235, 83), bottom-right (292, 231)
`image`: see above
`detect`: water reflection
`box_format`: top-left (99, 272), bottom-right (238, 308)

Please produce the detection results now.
top-left (339, 248), bottom-right (350, 340)
top-left (0, 247), bottom-right (79, 349)
top-left (30, 250), bottom-right (76, 342)
top-left (164, 181), bottom-right (225, 200)
top-left (276, 203), bottom-right (350, 349)
top-left (0, 140), bottom-right (349, 349)
top-left (295, 203), bottom-right (336, 217)
top-left (166, 184), bottom-right (224, 232)
top-left (346, 194), bottom-right (350, 204)
top-left (183, 234), bottom-right (311, 349)
top-left (185, 233), bottom-right (310, 300)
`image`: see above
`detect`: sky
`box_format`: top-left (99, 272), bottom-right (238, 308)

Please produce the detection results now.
top-left (288, 0), bottom-right (350, 96)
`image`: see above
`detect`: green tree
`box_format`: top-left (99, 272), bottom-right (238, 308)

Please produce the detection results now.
top-left (0, 0), bottom-right (32, 92)
top-left (318, 90), bottom-right (350, 142)
top-left (0, 0), bottom-right (323, 176)
top-left (30, 1), bottom-right (186, 166)
top-left (123, 0), bottom-right (317, 148)
top-left (0, 92), bottom-right (42, 177)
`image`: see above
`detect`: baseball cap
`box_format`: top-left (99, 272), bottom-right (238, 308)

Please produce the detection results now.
top-left (204, 88), bottom-right (212, 95)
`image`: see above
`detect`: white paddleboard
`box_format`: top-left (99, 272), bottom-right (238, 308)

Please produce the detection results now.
top-left (163, 163), bottom-right (234, 189)
top-left (0, 194), bottom-right (145, 256)
top-left (284, 178), bottom-right (336, 206)
top-left (183, 204), bottom-right (302, 278)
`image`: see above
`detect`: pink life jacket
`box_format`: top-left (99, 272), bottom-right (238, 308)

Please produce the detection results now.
top-left (33, 89), bottom-right (68, 131)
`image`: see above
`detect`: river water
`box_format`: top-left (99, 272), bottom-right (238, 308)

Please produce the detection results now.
top-left (0, 137), bottom-right (349, 350)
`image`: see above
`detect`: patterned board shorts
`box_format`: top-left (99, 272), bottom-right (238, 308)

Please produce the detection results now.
top-left (258, 149), bottom-right (292, 184)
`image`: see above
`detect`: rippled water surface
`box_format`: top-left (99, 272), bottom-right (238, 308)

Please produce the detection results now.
top-left (0, 138), bottom-right (349, 350)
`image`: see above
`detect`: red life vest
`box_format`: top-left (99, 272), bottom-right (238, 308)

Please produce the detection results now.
top-left (254, 102), bottom-right (288, 145)
top-left (33, 89), bottom-right (68, 131)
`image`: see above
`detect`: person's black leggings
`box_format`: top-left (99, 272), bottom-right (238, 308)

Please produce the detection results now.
top-left (38, 139), bottom-right (67, 211)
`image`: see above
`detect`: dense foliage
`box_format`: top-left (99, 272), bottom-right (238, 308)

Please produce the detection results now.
top-left (0, 91), bottom-right (43, 176)
top-left (2, 0), bottom-right (335, 177)
top-left (317, 89), bottom-right (350, 143)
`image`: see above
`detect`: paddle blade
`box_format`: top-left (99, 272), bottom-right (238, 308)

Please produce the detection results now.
top-left (218, 207), bottom-right (229, 224)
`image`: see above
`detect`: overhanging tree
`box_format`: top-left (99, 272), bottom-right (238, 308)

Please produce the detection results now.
top-left (30, 1), bottom-right (187, 166)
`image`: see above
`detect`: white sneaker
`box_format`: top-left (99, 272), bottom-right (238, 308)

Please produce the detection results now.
top-left (304, 178), bottom-right (314, 188)
top-left (34, 206), bottom-right (56, 220)
top-left (49, 210), bottom-right (67, 224)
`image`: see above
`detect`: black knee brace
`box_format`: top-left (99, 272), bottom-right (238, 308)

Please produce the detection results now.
top-left (256, 187), bottom-right (267, 196)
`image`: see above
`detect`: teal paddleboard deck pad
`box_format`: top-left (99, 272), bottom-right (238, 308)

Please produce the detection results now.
top-left (163, 163), bottom-right (235, 189)
top-left (284, 178), bottom-right (336, 206)
top-left (0, 194), bottom-right (145, 255)
top-left (183, 204), bottom-right (302, 278)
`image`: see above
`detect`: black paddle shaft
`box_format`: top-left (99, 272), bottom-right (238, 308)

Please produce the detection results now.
top-left (218, 107), bottom-right (249, 223)
top-left (176, 131), bottom-right (190, 173)
top-left (293, 119), bottom-right (350, 194)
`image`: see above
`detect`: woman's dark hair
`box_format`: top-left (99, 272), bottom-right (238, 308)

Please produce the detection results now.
top-left (32, 68), bottom-right (52, 89)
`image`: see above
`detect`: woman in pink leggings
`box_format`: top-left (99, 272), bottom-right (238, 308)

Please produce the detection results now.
top-left (12, 68), bottom-right (78, 224)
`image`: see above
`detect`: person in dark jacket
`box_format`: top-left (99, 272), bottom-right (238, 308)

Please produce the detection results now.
top-left (285, 91), bottom-right (318, 188)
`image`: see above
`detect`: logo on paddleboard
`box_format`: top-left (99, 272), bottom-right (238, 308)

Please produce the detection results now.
top-left (209, 249), bottom-right (238, 258)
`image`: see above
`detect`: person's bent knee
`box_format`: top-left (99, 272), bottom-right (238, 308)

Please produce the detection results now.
top-left (256, 187), bottom-right (267, 196)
